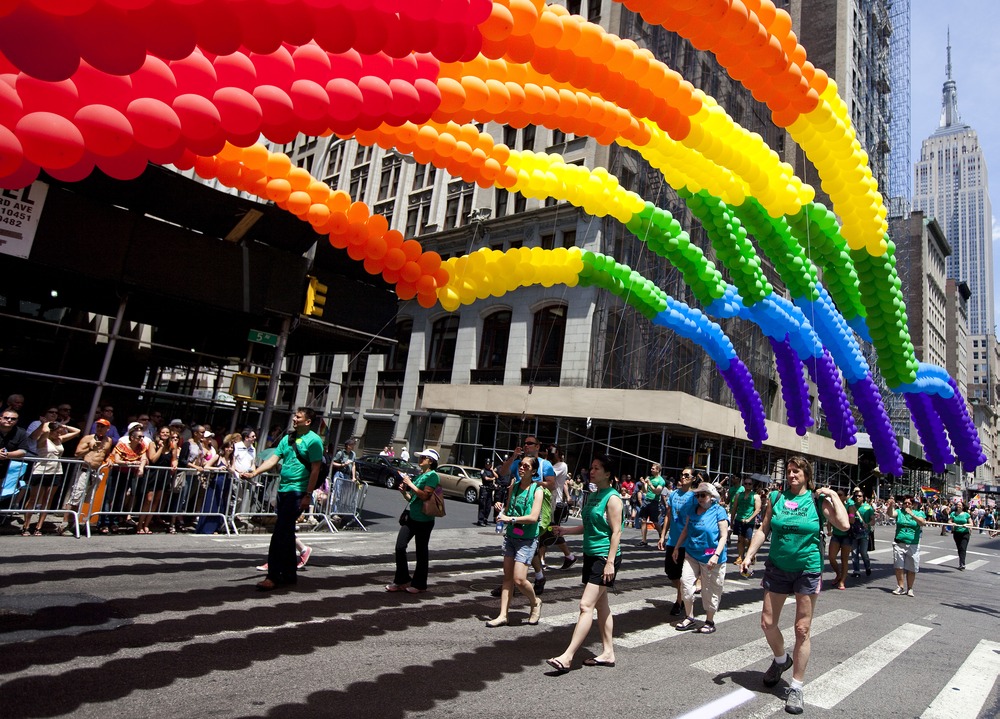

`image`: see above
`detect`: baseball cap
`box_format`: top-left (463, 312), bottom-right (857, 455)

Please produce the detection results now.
top-left (204, 430), bottom-right (214, 438)
top-left (96, 419), bottom-right (111, 427)
top-left (169, 418), bottom-right (184, 426)
top-left (127, 421), bottom-right (142, 433)
top-left (414, 448), bottom-right (440, 462)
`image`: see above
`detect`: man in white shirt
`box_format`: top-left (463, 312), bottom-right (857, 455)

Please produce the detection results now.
top-left (233, 428), bottom-right (258, 474)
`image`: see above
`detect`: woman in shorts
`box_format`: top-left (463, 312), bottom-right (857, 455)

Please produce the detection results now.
top-left (827, 487), bottom-right (852, 590)
top-left (886, 494), bottom-right (926, 593)
top-left (546, 454), bottom-right (623, 672)
top-left (739, 456), bottom-right (848, 715)
top-left (486, 456), bottom-right (544, 627)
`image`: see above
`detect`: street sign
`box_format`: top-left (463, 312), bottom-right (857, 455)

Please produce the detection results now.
top-left (248, 329), bottom-right (279, 346)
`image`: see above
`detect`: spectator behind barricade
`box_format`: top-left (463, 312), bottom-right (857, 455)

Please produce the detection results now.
top-left (330, 437), bottom-right (358, 515)
top-left (23, 419), bottom-right (81, 535)
top-left (266, 423), bottom-right (285, 449)
top-left (168, 418), bottom-right (192, 442)
top-left (196, 432), bottom-right (239, 534)
top-left (233, 428), bottom-right (258, 475)
top-left (0, 409), bottom-right (30, 517)
top-left (90, 405), bottom-right (121, 445)
top-left (136, 425), bottom-right (177, 535)
top-left (26, 407), bottom-right (60, 456)
top-left (63, 419), bottom-right (114, 534)
top-left (171, 425), bottom-right (207, 532)
top-left (3, 394), bottom-right (25, 427)
top-left (98, 423), bottom-right (148, 534)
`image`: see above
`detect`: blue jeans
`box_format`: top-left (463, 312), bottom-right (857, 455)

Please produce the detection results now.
top-left (851, 534), bottom-right (870, 572)
top-left (267, 491), bottom-right (305, 585)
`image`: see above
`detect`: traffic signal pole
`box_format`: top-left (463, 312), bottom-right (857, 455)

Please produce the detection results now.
top-left (256, 314), bottom-right (292, 456)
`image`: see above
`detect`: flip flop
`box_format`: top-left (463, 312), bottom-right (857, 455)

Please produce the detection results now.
top-left (545, 658), bottom-right (569, 674)
top-left (582, 658), bottom-right (616, 667)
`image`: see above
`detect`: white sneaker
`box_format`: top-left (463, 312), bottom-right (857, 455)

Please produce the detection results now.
top-left (906, 589), bottom-right (915, 597)
top-left (891, 586), bottom-right (905, 595)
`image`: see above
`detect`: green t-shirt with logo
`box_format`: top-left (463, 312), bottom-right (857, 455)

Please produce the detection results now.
top-left (893, 508), bottom-right (925, 545)
top-left (950, 510), bottom-right (971, 535)
top-left (645, 476), bottom-right (665, 502)
top-left (276, 431), bottom-right (324, 493)
top-left (731, 486), bottom-right (758, 522)
top-left (506, 481), bottom-right (541, 540)
top-left (583, 487), bottom-right (623, 557)
top-left (768, 489), bottom-right (825, 573)
top-left (407, 470), bottom-right (441, 522)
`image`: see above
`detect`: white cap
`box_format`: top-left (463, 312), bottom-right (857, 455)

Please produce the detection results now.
top-left (415, 448), bottom-right (440, 462)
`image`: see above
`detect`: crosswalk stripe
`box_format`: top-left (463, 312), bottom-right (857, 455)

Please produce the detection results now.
top-left (805, 622), bottom-right (932, 709)
top-left (671, 688), bottom-right (756, 719)
top-left (616, 602), bottom-right (761, 649)
top-left (926, 554), bottom-right (959, 565)
top-left (963, 559), bottom-right (988, 571)
top-left (691, 609), bottom-right (861, 675)
top-left (868, 548), bottom-right (892, 555)
top-left (921, 639), bottom-right (1000, 719)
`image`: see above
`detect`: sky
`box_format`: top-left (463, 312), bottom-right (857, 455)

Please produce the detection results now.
top-left (909, 1), bottom-right (1000, 324)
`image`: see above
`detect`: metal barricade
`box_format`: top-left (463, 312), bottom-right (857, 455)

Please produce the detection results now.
top-left (321, 476), bottom-right (368, 531)
top-left (228, 472), bottom-right (346, 534)
top-left (85, 464), bottom-right (235, 537)
top-left (1, 456), bottom-right (100, 537)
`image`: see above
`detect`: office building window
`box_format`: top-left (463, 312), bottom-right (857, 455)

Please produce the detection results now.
top-left (529, 304), bottom-right (566, 369)
top-left (406, 189), bottom-right (434, 236)
top-left (479, 311), bottom-right (511, 369)
top-left (444, 180), bottom-right (475, 229)
top-left (412, 163), bottom-right (437, 190)
top-left (378, 154), bottom-right (403, 201)
top-left (349, 166), bottom-right (369, 201)
top-left (428, 316), bottom-right (460, 370)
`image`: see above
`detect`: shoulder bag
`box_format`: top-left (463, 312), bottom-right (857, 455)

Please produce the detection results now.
top-left (422, 485), bottom-right (446, 517)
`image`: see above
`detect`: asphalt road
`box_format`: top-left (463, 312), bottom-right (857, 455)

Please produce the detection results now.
top-left (1, 487), bottom-right (998, 719)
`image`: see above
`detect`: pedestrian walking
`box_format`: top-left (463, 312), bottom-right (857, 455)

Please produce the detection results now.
top-left (738, 456), bottom-right (849, 715)
top-left (948, 499), bottom-right (971, 570)
top-left (886, 494), bottom-right (926, 596)
top-left (386, 448), bottom-right (441, 594)
top-left (673, 482), bottom-right (729, 634)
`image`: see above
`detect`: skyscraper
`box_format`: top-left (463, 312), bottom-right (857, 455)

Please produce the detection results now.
top-left (913, 35), bottom-right (994, 401)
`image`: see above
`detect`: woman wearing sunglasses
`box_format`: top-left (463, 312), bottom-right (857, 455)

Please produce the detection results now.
top-left (486, 455), bottom-right (544, 627)
top-left (672, 482), bottom-right (729, 634)
top-left (546, 453), bottom-right (623, 673)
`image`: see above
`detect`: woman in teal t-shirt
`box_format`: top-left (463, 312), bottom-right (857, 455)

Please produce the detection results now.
top-left (486, 456), bottom-right (544, 628)
top-left (546, 453), bottom-right (623, 673)
top-left (672, 482), bottom-right (730, 634)
top-left (948, 499), bottom-right (972, 570)
top-left (886, 494), bottom-right (927, 596)
top-left (738, 457), bottom-right (848, 715)
top-left (386, 448), bottom-right (441, 594)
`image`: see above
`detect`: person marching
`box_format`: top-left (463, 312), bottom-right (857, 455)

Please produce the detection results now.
top-left (486, 455), bottom-right (544, 627)
top-left (729, 475), bottom-right (761, 568)
top-left (545, 454), bottom-right (623, 673)
top-left (387, 448), bottom-right (442, 594)
top-left (886, 494), bottom-right (927, 595)
top-left (849, 489), bottom-right (874, 578)
top-left (673, 482), bottom-right (730, 634)
top-left (657, 467), bottom-right (696, 616)
top-left (739, 456), bottom-right (848, 715)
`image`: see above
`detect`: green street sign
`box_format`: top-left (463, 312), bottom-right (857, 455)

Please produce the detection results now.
top-left (248, 329), bottom-right (279, 347)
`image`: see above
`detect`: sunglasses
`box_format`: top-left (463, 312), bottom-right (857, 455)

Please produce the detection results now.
top-left (695, 492), bottom-right (710, 498)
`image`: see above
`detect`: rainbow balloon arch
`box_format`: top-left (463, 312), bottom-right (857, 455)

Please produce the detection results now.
top-left (0, 0), bottom-right (984, 475)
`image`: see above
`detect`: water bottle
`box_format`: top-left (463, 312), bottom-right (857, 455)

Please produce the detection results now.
top-left (495, 520), bottom-right (505, 534)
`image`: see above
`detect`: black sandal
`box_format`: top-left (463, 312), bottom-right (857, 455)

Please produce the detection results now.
top-left (697, 620), bottom-right (716, 634)
top-left (675, 617), bottom-right (698, 631)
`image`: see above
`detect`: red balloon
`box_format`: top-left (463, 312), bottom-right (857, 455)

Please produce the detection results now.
top-left (185, 132), bottom-right (226, 157)
top-left (95, 146), bottom-right (148, 180)
top-left (312, 7), bottom-right (357, 55)
top-left (73, 5), bottom-right (146, 76)
top-left (169, 147), bottom-right (197, 171)
top-left (30, 0), bottom-right (97, 16)
top-left (358, 76), bottom-right (393, 119)
top-left (399, 0), bottom-right (439, 22)
top-left (238, 0), bottom-right (283, 55)
top-left (213, 52), bottom-right (258, 93)
top-left (251, 47), bottom-right (295, 91)
top-left (15, 111), bottom-right (85, 169)
top-left (386, 79), bottom-right (420, 122)
top-left (0, 76), bottom-right (23, 126)
top-left (16, 74), bottom-right (80, 115)
top-left (353, 9), bottom-right (390, 54)
top-left (0, 124), bottom-right (22, 176)
top-left (290, 79), bottom-right (329, 121)
top-left (44, 150), bottom-right (95, 182)
top-left (261, 121), bottom-right (299, 144)
top-left (0, 158), bottom-right (39, 189)
top-left (277, 2), bottom-right (316, 47)
top-left (170, 52), bottom-right (218, 96)
top-left (382, 14), bottom-right (413, 58)
top-left (326, 78), bottom-right (363, 123)
top-left (172, 93), bottom-right (221, 141)
top-left (102, 0), bottom-right (154, 10)
top-left (413, 77), bottom-right (441, 120)
top-left (391, 54), bottom-right (420, 84)
top-left (182, 2), bottom-right (242, 57)
top-left (406, 18), bottom-right (439, 54)
top-left (127, 97), bottom-right (181, 149)
top-left (292, 43), bottom-right (332, 86)
top-left (71, 60), bottom-right (135, 110)
top-left (144, 137), bottom-right (183, 164)
top-left (129, 56), bottom-right (177, 103)
top-left (213, 87), bottom-right (263, 136)
top-left (253, 85), bottom-right (295, 126)
top-left (0, 5), bottom-right (80, 81)
top-left (328, 49), bottom-right (364, 85)
top-left (132, 2), bottom-right (196, 61)
top-left (74, 104), bottom-right (134, 157)
top-left (227, 130), bottom-right (264, 148)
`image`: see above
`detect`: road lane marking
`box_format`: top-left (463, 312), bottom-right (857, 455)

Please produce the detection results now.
top-left (963, 559), bottom-right (988, 571)
top-left (691, 609), bottom-right (860, 675)
top-left (805, 622), bottom-right (932, 709)
top-left (926, 554), bottom-right (959, 565)
top-left (616, 602), bottom-right (761, 649)
top-left (671, 688), bottom-right (756, 719)
top-left (921, 639), bottom-right (1000, 719)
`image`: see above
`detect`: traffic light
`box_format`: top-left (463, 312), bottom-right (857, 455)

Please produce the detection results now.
top-left (304, 275), bottom-right (328, 317)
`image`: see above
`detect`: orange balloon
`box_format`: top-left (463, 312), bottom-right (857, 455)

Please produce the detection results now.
top-left (436, 132), bottom-right (458, 157)
top-left (484, 79), bottom-right (511, 114)
top-left (461, 76), bottom-right (490, 112)
top-left (242, 143), bottom-right (269, 171)
top-left (307, 203), bottom-right (331, 226)
top-left (306, 180), bottom-right (330, 204)
top-left (415, 125), bottom-right (439, 151)
top-left (532, 11), bottom-right (562, 48)
top-left (416, 275), bottom-right (436, 294)
top-left (265, 178), bottom-right (292, 202)
top-left (366, 213), bottom-right (389, 238)
top-left (347, 200), bottom-right (370, 223)
top-left (193, 155), bottom-right (219, 180)
top-left (436, 77), bottom-right (466, 114)
top-left (396, 281), bottom-right (417, 301)
top-left (402, 239), bottom-right (423, 262)
top-left (480, 2), bottom-right (515, 42)
top-left (509, 0), bottom-right (539, 36)
top-left (363, 257), bottom-right (385, 275)
top-left (287, 191), bottom-right (311, 215)
top-left (522, 83), bottom-right (546, 114)
top-left (347, 242), bottom-right (367, 261)
top-left (328, 189), bottom-right (352, 213)
top-left (555, 15), bottom-right (582, 52)
top-left (385, 247), bottom-right (406, 270)
top-left (505, 33), bottom-right (537, 64)
top-left (265, 152), bottom-right (292, 178)
top-left (401, 261), bottom-right (422, 283)
top-left (384, 229), bottom-right (404, 250)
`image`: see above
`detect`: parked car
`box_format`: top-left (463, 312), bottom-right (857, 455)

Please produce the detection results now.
top-left (355, 455), bottom-right (420, 489)
top-left (436, 464), bottom-right (484, 503)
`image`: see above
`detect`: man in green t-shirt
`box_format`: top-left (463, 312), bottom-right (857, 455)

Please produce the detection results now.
top-left (243, 407), bottom-right (324, 591)
top-left (637, 463), bottom-right (666, 546)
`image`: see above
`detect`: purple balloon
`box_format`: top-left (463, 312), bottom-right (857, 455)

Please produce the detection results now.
top-left (905, 392), bottom-right (954, 473)
top-left (770, 336), bottom-right (812, 436)
top-left (849, 375), bottom-right (903, 475)
top-left (721, 358), bottom-right (768, 448)
top-left (805, 350), bottom-right (857, 449)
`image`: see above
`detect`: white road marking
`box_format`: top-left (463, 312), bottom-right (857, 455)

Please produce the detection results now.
top-left (963, 559), bottom-right (988, 571)
top-left (691, 609), bottom-right (860, 675)
top-left (805, 623), bottom-right (932, 709)
top-left (616, 602), bottom-right (761, 649)
top-left (923, 614), bottom-right (937, 621)
top-left (926, 554), bottom-right (959, 565)
top-left (670, 688), bottom-right (756, 719)
top-left (922, 639), bottom-right (1000, 719)
top-left (868, 548), bottom-right (892, 555)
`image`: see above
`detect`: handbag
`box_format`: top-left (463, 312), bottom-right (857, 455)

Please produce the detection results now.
top-left (172, 470), bottom-right (187, 493)
top-left (867, 528), bottom-right (875, 552)
top-left (422, 486), bottom-right (446, 517)
top-left (399, 508), bottom-right (410, 525)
